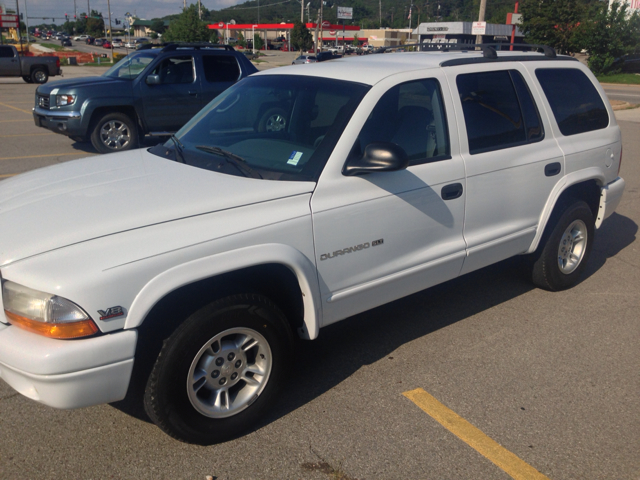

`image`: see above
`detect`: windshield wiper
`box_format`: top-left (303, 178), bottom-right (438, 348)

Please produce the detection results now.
top-left (195, 145), bottom-right (263, 179)
top-left (169, 134), bottom-right (186, 164)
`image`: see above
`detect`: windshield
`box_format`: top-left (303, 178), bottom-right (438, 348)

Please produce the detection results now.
top-left (149, 75), bottom-right (370, 181)
top-left (103, 52), bottom-right (157, 80)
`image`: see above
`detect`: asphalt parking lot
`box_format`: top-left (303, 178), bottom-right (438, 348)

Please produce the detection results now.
top-left (0, 66), bottom-right (639, 480)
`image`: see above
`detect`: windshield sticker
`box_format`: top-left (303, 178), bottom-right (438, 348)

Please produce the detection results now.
top-left (287, 151), bottom-right (304, 166)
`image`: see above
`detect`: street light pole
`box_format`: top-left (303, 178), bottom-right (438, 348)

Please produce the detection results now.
top-left (106, 0), bottom-right (113, 62)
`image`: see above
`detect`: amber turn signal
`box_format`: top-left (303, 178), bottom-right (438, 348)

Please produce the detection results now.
top-left (5, 310), bottom-right (99, 339)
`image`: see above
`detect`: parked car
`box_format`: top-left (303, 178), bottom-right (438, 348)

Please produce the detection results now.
top-left (0, 44), bottom-right (62, 83)
top-left (9, 45), bottom-right (626, 445)
top-left (94, 38), bottom-right (104, 46)
top-left (613, 53), bottom-right (640, 74)
top-left (315, 51), bottom-right (341, 62)
top-left (292, 54), bottom-right (317, 64)
top-left (33, 43), bottom-right (258, 153)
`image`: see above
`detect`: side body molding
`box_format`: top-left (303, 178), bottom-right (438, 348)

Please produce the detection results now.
top-left (526, 167), bottom-right (606, 254)
top-left (123, 244), bottom-right (322, 340)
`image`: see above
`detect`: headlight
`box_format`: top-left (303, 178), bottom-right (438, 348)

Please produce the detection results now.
top-left (56, 94), bottom-right (76, 106)
top-left (2, 280), bottom-right (98, 339)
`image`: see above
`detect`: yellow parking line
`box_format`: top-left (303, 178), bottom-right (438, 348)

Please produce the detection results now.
top-left (0, 174), bottom-right (18, 178)
top-left (0, 152), bottom-right (94, 161)
top-left (0, 119), bottom-right (33, 123)
top-left (0, 102), bottom-right (31, 114)
top-left (0, 133), bottom-right (54, 138)
top-left (403, 388), bottom-right (550, 480)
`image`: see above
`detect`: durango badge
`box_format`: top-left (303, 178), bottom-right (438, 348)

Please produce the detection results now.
top-left (97, 306), bottom-right (125, 321)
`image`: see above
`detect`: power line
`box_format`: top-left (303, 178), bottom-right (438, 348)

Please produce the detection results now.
top-left (225, 0), bottom-right (292, 11)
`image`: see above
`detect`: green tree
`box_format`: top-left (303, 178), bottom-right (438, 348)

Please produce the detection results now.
top-left (210, 30), bottom-right (219, 43)
top-left (291, 20), bottom-right (313, 52)
top-left (254, 33), bottom-right (264, 50)
top-left (150, 18), bottom-right (166, 35)
top-left (576, 1), bottom-right (640, 74)
top-left (352, 33), bottom-right (359, 47)
top-left (519, 0), bottom-right (590, 54)
top-left (85, 10), bottom-right (105, 37)
top-left (163, 4), bottom-right (209, 43)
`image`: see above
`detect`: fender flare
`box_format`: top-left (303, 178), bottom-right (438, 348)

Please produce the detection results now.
top-left (81, 98), bottom-right (140, 131)
top-left (123, 243), bottom-right (322, 340)
top-left (526, 167), bottom-right (606, 254)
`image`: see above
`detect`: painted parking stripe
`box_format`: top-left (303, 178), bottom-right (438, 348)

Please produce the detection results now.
top-left (403, 388), bottom-right (550, 480)
top-left (0, 153), bottom-right (94, 161)
top-left (0, 119), bottom-right (33, 123)
top-left (0, 174), bottom-right (17, 178)
top-left (0, 102), bottom-right (31, 114)
top-left (0, 133), bottom-right (54, 138)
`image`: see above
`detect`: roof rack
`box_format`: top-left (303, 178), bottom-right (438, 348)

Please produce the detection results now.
top-left (137, 42), bottom-right (235, 52)
top-left (376, 42), bottom-right (557, 59)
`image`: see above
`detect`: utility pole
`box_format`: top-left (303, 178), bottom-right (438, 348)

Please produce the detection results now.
top-left (476, 0), bottom-right (487, 44)
top-left (106, 0), bottom-right (113, 62)
top-left (24, 0), bottom-right (30, 43)
top-left (198, 0), bottom-right (201, 19)
top-left (319, 0), bottom-right (323, 52)
top-left (379, 0), bottom-right (381, 28)
top-left (15, 0), bottom-right (23, 52)
top-left (300, 0), bottom-right (303, 22)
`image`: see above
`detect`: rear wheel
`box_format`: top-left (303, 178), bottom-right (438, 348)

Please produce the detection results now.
top-left (31, 68), bottom-right (48, 84)
top-left (258, 108), bottom-right (287, 133)
top-left (90, 113), bottom-right (138, 153)
top-left (143, 294), bottom-right (294, 444)
top-left (531, 200), bottom-right (594, 291)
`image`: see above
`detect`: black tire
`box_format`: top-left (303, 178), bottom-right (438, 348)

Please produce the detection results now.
top-left (257, 107), bottom-right (287, 133)
top-left (143, 294), bottom-right (294, 445)
top-left (70, 135), bottom-right (87, 143)
top-left (22, 75), bottom-right (33, 83)
top-left (31, 68), bottom-right (48, 84)
top-left (90, 112), bottom-right (138, 154)
top-left (531, 200), bottom-right (594, 291)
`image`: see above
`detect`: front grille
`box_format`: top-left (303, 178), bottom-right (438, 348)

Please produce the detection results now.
top-left (37, 95), bottom-right (50, 109)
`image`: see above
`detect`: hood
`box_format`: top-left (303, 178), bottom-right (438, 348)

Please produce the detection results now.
top-left (0, 149), bottom-right (314, 266)
top-left (36, 76), bottom-right (129, 95)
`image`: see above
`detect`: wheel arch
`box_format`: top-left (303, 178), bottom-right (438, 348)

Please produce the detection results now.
top-left (86, 104), bottom-right (140, 133)
top-left (527, 168), bottom-right (604, 254)
top-left (124, 244), bottom-right (322, 341)
top-left (29, 64), bottom-right (48, 75)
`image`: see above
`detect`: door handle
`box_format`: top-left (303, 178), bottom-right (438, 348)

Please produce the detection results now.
top-left (441, 183), bottom-right (463, 200)
top-left (188, 91), bottom-right (198, 96)
top-left (545, 162), bottom-right (561, 177)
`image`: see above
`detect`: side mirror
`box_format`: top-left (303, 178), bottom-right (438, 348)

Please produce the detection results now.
top-left (145, 74), bottom-right (161, 85)
top-left (343, 142), bottom-right (409, 176)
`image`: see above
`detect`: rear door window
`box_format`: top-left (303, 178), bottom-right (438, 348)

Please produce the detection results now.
top-left (535, 68), bottom-right (608, 136)
top-left (457, 70), bottom-right (544, 155)
top-left (202, 55), bottom-right (240, 83)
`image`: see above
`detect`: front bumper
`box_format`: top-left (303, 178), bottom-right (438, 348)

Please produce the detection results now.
top-left (32, 106), bottom-right (83, 137)
top-left (0, 323), bottom-right (137, 409)
top-left (596, 176), bottom-right (625, 228)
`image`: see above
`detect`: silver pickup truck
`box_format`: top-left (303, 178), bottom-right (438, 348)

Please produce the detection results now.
top-left (0, 45), bottom-right (62, 83)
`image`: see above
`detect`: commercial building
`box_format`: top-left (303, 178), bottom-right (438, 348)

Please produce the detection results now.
top-left (413, 22), bottom-right (524, 46)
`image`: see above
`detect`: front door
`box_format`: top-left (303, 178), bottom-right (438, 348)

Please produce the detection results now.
top-left (140, 55), bottom-right (202, 132)
top-left (311, 73), bottom-right (468, 326)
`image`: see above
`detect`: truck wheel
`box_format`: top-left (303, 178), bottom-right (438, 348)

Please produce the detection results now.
top-left (22, 76), bottom-right (33, 83)
top-left (258, 108), bottom-right (287, 133)
top-left (531, 200), bottom-right (594, 291)
top-left (90, 113), bottom-right (138, 154)
top-left (31, 69), bottom-right (48, 84)
top-left (143, 294), bottom-right (294, 445)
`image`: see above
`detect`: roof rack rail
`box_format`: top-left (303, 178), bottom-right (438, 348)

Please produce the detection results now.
top-left (162, 42), bottom-right (235, 52)
top-left (136, 42), bottom-right (236, 52)
top-left (418, 42), bottom-right (557, 58)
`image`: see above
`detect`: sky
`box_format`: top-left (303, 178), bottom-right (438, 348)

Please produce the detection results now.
top-left (13, 0), bottom-right (245, 24)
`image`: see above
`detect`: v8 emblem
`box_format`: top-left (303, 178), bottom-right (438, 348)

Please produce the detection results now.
top-left (97, 306), bottom-right (125, 321)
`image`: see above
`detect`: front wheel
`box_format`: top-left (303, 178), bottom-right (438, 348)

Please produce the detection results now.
top-left (90, 113), bottom-right (138, 153)
top-left (143, 294), bottom-right (294, 444)
top-left (531, 200), bottom-right (594, 291)
top-left (257, 108), bottom-right (287, 133)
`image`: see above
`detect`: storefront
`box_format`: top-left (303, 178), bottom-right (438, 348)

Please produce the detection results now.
top-left (413, 22), bottom-right (523, 47)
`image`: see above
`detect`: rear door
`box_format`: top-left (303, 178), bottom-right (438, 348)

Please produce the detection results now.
top-left (198, 53), bottom-right (241, 107)
top-left (0, 46), bottom-right (21, 76)
top-left (140, 54), bottom-right (203, 132)
top-left (444, 64), bottom-right (565, 275)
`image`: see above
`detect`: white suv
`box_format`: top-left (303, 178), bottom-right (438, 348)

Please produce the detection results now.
top-left (0, 45), bottom-right (624, 444)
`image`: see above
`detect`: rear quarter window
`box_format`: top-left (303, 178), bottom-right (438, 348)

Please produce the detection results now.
top-left (535, 68), bottom-right (609, 136)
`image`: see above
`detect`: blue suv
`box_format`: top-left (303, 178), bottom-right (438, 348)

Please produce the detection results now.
top-left (33, 43), bottom-right (258, 153)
